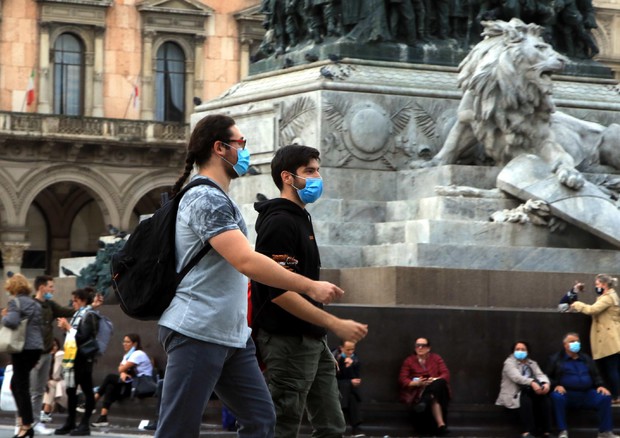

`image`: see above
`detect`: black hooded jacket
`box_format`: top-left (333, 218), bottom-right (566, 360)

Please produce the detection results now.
top-left (251, 198), bottom-right (326, 338)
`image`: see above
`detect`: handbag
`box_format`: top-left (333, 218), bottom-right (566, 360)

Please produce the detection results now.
top-left (134, 375), bottom-right (157, 398)
top-left (0, 364), bottom-right (17, 411)
top-left (0, 298), bottom-right (27, 353)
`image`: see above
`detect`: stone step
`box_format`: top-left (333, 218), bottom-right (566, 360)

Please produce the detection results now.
top-left (386, 196), bottom-right (519, 221)
top-left (374, 219), bottom-right (597, 247)
top-left (415, 243), bottom-right (620, 273)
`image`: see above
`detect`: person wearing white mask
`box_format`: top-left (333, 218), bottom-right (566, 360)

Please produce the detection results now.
top-left (547, 332), bottom-right (618, 438)
top-left (496, 341), bottom-right (552, 437)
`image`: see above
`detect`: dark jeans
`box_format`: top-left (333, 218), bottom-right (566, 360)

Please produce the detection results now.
top-left (550, 389), bottom-right (613, 432)
top-left (598, 354), bottom-right (620, 399)
top-left (156, 327), bottom-right (275, 438)
top-left (338, 380), bottom-right (363, 428)
top-left (410, 379), bottom-right (449, 433)
top-left (96, 373), bottom-right (132, 410)
top-left (66, 354), bottom-right (95, 428)
top-left (11, 349), bottom-right (42, 425)
top-left (518, 388), bottom-right (552, 434)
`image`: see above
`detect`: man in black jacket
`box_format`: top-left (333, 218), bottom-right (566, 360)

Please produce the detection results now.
top-left (546, 332), bottom-right (618, 438)
top-left (252, 144), bottom-right (368, 437)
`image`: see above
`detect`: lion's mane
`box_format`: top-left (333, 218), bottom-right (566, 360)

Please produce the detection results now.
top-left (456, 19), bottom-right (563, 164)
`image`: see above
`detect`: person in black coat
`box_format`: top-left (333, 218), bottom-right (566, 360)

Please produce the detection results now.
top-left (333, 341), bottom-right (363, 435)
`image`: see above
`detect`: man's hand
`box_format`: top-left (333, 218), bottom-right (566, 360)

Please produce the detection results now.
top-left (306, 281), bottom-right (344, 304)
top-left (57, 317), bottom-right (71, 331)
top-left (330, 319), bottom-right (368, 343)
top-left (92, 293), bottom-right (104, 309)
top-left (597, 386), bottom-right (611, 396)
top-left (539, 382), bottom-right (550, 395)
top-left (351, 378), bottom-right (361, 387)
top-left (344, 357), bottom-right (353, 367)
top-left (554, 385), bottom-right (566, 394)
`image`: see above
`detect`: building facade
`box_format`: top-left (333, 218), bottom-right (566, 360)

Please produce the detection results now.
top-left (0, 0), bottom-right (618, 277)
top-left (0, 0), bottom-right (265, 276)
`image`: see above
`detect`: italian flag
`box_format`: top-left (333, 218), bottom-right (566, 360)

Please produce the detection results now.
top-left (26, 70), bottom-right (35, 106)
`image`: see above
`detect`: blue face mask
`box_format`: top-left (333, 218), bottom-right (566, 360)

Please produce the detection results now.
top-left (43, 292), bottom-right (53, 301)
top-left (595, 287), bottom-right (604, 295)
top-left (233, 148), bottom-right (251, 176)
top-left (292, 175), bottom-right (323, 204)
top-left (569, 341), bottom-right (581, 353)
top-left (514, 351), bottom-right (527, 361)
top-left (221, 143), bottom-right (251, 177)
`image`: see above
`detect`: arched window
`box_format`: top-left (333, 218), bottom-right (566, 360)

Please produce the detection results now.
top-left (53, 33), bottom-right (84, 116)
top-left (155, 42), bottom-right (186, 122)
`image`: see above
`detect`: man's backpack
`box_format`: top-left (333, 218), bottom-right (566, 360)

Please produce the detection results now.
top-left (110, 178), bottom-right (225, 320)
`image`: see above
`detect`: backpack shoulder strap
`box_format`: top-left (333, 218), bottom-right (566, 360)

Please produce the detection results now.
top-left (174, 178), bottom-right (230, 280)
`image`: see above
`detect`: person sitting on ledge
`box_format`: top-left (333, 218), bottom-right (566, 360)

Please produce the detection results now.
top-left (546, 332), bottom-right (619, 438)
top-left (398, 337), bottom-right (450, 436)
top-left (90, 333), bottom-right (154, 428)
top-left (496, 340), bottom-right (553, 438)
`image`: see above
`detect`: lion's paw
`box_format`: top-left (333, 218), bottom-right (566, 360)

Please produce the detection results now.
top-left (409, 158), bottom-right (444, 169)
top-left (556, 166), bottom-right (585, 190)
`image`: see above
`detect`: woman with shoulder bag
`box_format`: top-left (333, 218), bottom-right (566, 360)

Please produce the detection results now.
top-left (90, 333), bottom-right (155, 428)
top-left (496, 341), bottom-right (552, 437)
top-left (2, 273), bottom-right (43, 438)
top-left (55, 288), bottom-right (98, 436)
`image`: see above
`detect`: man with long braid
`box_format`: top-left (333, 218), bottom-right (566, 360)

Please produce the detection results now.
top-left (155, 114), bottom-right (368, 438)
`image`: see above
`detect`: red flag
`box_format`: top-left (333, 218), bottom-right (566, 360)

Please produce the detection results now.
top-left (26, 70), bottom-right (35, 106)
top-left (133, 83), bottom-right (139, 109)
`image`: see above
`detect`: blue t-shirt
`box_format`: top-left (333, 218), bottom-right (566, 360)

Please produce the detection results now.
top-left (559, 354), bottom-right (594, 391)
top-left (159, 176), bottom-right (250, 348)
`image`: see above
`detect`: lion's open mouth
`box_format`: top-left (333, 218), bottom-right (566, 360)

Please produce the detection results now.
top-left (540, 71), bottom-right (554, 82)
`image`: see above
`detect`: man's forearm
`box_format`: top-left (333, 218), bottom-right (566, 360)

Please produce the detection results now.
top-left (272, 291), bottom-right (337, 329)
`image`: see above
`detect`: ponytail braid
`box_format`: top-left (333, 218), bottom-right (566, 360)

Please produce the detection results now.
top-left (170, 152), bottom-right (196, 197)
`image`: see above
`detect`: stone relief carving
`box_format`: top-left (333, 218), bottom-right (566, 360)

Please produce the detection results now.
top-left (278, 96), bottom-right (317, 147)
top-left (322, 95), bottom-right (414, 169)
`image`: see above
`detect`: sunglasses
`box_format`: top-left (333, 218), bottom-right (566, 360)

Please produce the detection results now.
top-left (415, 343), bottom-right (429, 348)
top-left (222, 138), bottom-right (247, 150)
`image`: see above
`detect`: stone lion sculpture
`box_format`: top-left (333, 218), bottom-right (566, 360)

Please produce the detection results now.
top-left (423, 18), bottom-right (620, 189)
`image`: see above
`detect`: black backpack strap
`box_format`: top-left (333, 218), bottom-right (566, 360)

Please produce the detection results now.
top-left (173, 178), bottom-right (231, 282)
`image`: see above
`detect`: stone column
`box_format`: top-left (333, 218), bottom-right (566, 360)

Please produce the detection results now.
top-left (193, 35), bottom-right (205, 106)
top-left (0, 241), bottom-right (30, 276)
top-left (38, 22), bottom-right (51, 114)
top-left (84, 40), bottom-right (95, 117)
top-left (239, 38), bottom-right (252, 79)
top-left (92, 27), bottom-right (105, 117)
top-left (141, 30), bottom-right (156, 120)
top-left (49, 237), bottom-right (71, 278)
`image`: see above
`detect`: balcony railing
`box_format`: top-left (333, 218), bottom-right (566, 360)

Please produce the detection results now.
top-left (0, 112), bottom-right (189, 144)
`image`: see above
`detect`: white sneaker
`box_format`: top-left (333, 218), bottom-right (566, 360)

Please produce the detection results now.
top-left (558, 431), bottom-right (568, 438)
top-left (34, 422), bottom-right (54, 436)
top-left (40, 411), bottom-right (52, 423)
top-left (597, 432), bottom-right (620, 438)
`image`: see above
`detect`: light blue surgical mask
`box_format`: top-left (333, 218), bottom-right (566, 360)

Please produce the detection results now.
top-left (569, 341), bottom-right (581, 353)
top-left (514, 351), bottom-right (527, 361)
top-left (43, 292), bottom-right (53, 301)
top-left (292, 174), bottom-right (323, 204)
top-left (221, 143), bottom-right (251, 177)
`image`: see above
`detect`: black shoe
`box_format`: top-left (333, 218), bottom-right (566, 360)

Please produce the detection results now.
top-left (69, 425), bottom-right (90, 436)
top-left (91, 415), bottom-right (108, 427)
top-left (55, 424), bottom-right (75, 435)
top-left (143, 421), bottom-right (157, 431)
top-left (437, 425), bottom-right (449, 436)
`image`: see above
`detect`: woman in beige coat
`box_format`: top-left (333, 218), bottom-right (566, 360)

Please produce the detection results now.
top-left (572, 273), bottom-right (620, 403)
top-left (496, 341), bottom-right (552, 437)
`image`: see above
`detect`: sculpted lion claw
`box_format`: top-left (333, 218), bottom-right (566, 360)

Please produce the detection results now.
top-left (556, 166), bottom-right (585, 190)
